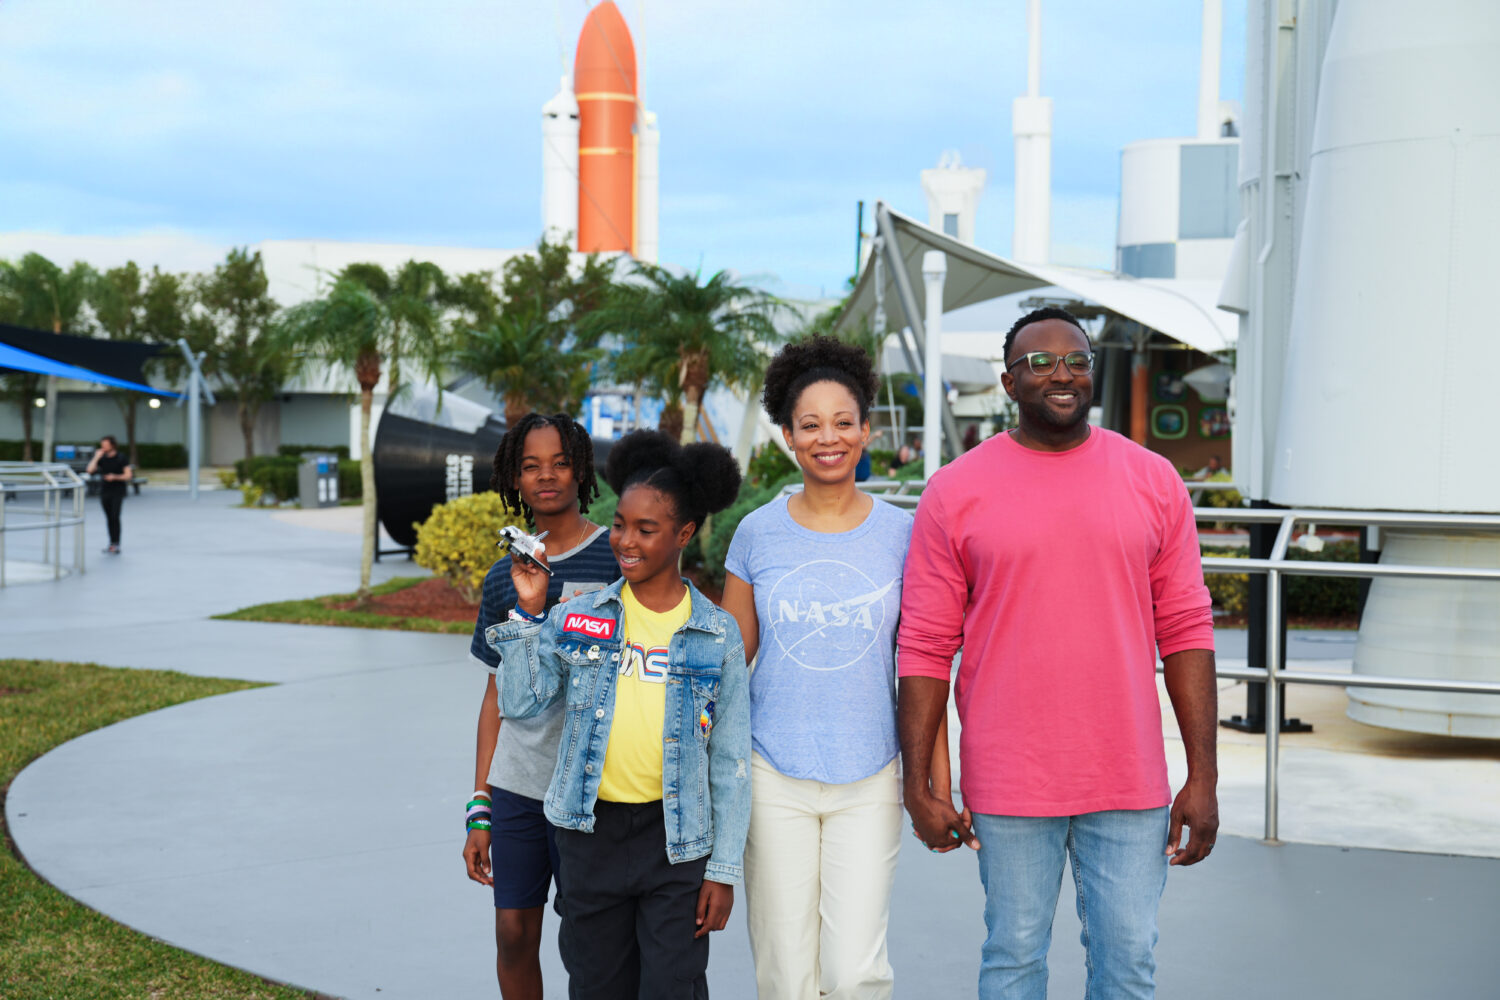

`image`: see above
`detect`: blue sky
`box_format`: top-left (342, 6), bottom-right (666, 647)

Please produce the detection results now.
top-left (0, 1), bottom-right (1244, 298)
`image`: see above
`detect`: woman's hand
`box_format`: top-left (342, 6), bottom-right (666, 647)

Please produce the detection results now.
top-left (462, 828), bottom-right (493, 886)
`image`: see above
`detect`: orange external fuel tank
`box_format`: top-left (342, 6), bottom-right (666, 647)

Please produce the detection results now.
top-left (574, 2), bottom-right (637, 254)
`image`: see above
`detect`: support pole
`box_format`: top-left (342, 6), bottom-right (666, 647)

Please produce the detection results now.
top-left (1262, 513), bottom-right (1294, 843)
top-left (1129, 327), bottom-right (1150, 445)
top-left (177, 340), bottom-right (217, 502)
top-left (41, 375), bottom-right (58, 463)
top-left (1223, 499), bottom-right (1310, 734)
top-left (921, 252), bottom-right (947, 482)
top-left (874, 202), bottom-right (963, 459)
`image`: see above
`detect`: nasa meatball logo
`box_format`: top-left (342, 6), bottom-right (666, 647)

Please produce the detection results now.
top-left (766, 560), bottom-right (894, 672)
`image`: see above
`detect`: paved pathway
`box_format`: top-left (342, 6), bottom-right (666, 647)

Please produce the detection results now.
top-left (5, 489), bottom-right (1499, 998)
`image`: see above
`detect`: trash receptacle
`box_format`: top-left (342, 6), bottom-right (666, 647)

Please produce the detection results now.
top-left (298, 453), bottom-right (340, 509)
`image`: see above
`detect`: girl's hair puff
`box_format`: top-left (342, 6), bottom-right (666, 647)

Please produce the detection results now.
top-left (604, 430), bottom-right (741, 534)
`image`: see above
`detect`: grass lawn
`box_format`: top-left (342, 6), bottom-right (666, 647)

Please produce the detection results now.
top-left (0, 659), bottom-right (317, 1000)
top-left (212, 575), bottom-right (471, 634)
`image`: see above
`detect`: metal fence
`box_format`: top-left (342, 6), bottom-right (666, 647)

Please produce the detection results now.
top-left (837, 480), bottom-right (1500, 843)
top-left (1196, 507), bottom-right (1500, 841)
top-left (0, 462), bottom-right (87, 587)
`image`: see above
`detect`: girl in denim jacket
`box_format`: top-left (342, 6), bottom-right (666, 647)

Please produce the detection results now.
top-left (487, 431), bottom-right (749, 1000)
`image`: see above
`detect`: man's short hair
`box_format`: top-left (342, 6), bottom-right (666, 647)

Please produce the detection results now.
top-left (101, 435), bottom-right (118, 448)
top-left (1003, 306), bottom-right (1087, 366)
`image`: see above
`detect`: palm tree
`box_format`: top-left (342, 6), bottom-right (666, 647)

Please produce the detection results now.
top-left (0, 254), bottom-right (95, 460)
top-left (279, 274), bottom-right (449, 603)
top-left (592, 264), bottom-right (783, 444)
top-left (338, 260), bottom-right (451, 397)
top-left (608, 323), bottom-right (686, 439)
top-left (451, 299), bottom-right (601, 425)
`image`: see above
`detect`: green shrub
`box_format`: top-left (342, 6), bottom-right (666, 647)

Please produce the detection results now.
top-left (587, 481), bottom-right (619, 535)
top-left (414, 492), bottom-right (527, 602)
top-left (867, 449), bottom-right (897, 477)
top-left (0, 440), bottom-right (183, 466)
top-left (1201, 546), bottom-right (1250, 615)
top-left (216, 468), bottom-right (238, 490)
top-left (250, 460), bottom-right (298, 502)
top-left (695, 471), bottom-right (802, 590)
top-left (1200, 540), bottom-right (1363, 620)
top-left (1286, 541), bottom-right (1362, 618)
top-left (747, 443), bottom-right (796, 487)
top-left (129, 442), bottom-right (187, 468)
top-left (338, 459), bottom-right (362, 499)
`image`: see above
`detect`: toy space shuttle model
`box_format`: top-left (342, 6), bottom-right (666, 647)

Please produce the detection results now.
top-left (541, 1), bottom-right (659, 263)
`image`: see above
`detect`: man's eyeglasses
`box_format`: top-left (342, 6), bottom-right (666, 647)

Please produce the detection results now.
top-left (1005, 351), bottom-right (1095, 376)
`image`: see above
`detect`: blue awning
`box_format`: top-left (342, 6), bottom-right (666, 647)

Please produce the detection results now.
top-left (0, 341), bottom-right (182, 397)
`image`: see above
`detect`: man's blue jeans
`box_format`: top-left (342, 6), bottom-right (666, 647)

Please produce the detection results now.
top-left (972, 807), bottom-right (1170, 1000)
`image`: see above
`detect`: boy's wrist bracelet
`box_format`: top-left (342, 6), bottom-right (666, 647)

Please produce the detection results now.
top-left (466, 793), bottom-right (493, 833)
top-left (508, 606), bottom-right (546, 623)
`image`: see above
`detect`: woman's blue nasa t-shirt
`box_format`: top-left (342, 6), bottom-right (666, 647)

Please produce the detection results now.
top-left (725, 493), bottom-right (912, 783)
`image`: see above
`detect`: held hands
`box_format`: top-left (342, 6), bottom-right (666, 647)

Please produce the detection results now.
top-left (905, 779), bottom-right (980, 854)
top-left (462, 828), bottom-right (493, 886)
top-left (509, 548), bottom-right (550, 615)
top-left (1166, 775), bottom-right (1219, 866)
top-left (694, 880), bottom-right (733, 938)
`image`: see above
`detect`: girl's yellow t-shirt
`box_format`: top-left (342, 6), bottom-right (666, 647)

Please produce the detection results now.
top-left (596, 584), bottom-right (690, 803)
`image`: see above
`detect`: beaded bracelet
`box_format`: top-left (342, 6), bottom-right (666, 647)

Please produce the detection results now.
top-left (466, 792), bottom-right (493, 833)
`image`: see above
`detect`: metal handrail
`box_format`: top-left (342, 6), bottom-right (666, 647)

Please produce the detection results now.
top-left (0, 462), bottom-right (87, 587)
top-left (1189, 506), bottom-right (1500, 843)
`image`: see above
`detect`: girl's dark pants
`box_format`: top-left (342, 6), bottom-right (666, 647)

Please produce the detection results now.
top-left (555, 799), bottom-right (710, 1000)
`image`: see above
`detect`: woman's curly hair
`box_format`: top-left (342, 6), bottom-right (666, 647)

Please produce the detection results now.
top-left (760, 335), bottom-right (879, 427)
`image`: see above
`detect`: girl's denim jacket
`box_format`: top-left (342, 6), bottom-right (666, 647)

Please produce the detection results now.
top-left (486, 577), bottom-right (751, 885)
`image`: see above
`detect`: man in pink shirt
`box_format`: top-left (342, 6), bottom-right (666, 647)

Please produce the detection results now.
top-left (897, 307), bottom-right (1219, 999)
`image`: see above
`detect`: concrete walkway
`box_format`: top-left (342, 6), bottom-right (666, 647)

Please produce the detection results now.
top-left (4, 490), bottom-right (1499, 998)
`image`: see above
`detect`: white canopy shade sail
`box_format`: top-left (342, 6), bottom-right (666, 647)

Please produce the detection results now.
top-left (840, 205), bottom-right (1237, 356)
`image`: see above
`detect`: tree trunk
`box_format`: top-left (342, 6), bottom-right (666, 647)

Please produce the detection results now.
top-left (658, 403), bottom-right (684, 442)
top-left (113, 394), bottom-right (140, 468)
top-left (678, 349), bottom-right (711, 445)
top-left (19, 396), bottom-right (34, 462)
top-left (358, 385), bottom-right (376, 604)
top-left (505, 394), bottom-right (529, 427)
top-left (239, 399), bottom-right (256, 460)
top-left (354, 348), bottom-right (382, 606)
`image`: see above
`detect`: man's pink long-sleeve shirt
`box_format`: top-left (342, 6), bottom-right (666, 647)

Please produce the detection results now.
top-left (898, 429), bottom-right (1214, 816)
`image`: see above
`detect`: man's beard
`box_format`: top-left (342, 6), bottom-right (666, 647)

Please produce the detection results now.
top-left (1018, 386), bottom-right (1093, 430)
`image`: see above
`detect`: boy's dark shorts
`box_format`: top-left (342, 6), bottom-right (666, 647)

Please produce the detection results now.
top-left (488, 785), bottom-right (561, 910)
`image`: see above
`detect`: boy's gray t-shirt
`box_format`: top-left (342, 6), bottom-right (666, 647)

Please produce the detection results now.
top-left (725, 494), bottom-right (912, 784)
top-left (469, 525), bottom-right (618, 800)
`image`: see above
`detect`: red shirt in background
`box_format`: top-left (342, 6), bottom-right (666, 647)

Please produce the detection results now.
top-left (897, 428), bottom-right (1214, 817)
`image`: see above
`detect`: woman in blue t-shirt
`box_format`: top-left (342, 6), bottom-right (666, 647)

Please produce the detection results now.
top-left (721, 337), bottom-right (952, 999)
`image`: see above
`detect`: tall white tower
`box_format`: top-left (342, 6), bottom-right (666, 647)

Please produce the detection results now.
top-left (541, 76), bottom-right (579, 247)
top-left (920, 151), bottom-right (986, 243)
top-left (635, 109), bottom-right (660, 263)
top-left (1011, 0), bottom-right (1052, 263)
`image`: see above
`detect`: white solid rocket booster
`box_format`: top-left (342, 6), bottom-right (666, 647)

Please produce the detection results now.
top-left (541, 76), bottom-right (579, 247)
